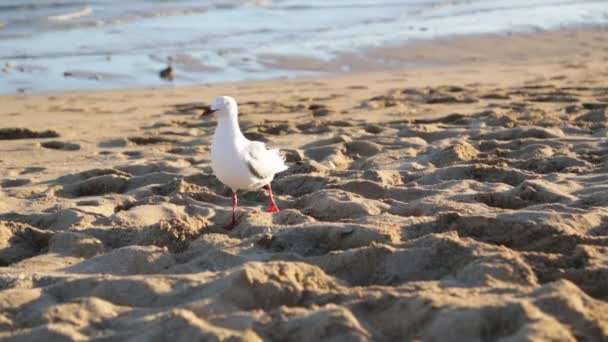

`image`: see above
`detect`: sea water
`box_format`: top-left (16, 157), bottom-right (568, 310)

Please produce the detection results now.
top-left (0, 0), bottom-right (607, 93)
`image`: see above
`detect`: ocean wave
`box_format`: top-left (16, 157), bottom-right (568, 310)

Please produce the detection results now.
top-left (43, 6), bottom-right (210, 32)
top-left (47, 6), bottom-right (92, 21)
top-left (134, 7), bottom-right (209, 19)
top-left (0, 2), bottom-right (89, 13)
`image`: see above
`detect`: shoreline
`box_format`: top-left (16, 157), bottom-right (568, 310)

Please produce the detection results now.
top-left (2, 24), bottom-right (607, 96)
top-left (263, 24), bottom-right (608, 73)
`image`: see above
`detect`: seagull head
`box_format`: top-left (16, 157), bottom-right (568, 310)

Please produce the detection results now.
top-left (206, 96), bottom-right (238, 116)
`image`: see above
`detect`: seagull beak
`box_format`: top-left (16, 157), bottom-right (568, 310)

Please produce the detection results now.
top-left (203, 107), bottom-right (218, 116)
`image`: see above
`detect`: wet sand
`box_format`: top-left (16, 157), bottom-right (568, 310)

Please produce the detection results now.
top-left (3, 1), bottom-right (607, 94)
top-left (1, 28), bottom-right (608, 340)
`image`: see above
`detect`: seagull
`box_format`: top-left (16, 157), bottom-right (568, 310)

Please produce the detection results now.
top-left (159, 56), bottom-right (174, 81)
top-left (206, 96), bottom-right (288, 229)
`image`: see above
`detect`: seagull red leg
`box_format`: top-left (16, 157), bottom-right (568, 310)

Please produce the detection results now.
top-left (266, 183), bottom-right (279, 213)
top-left (225, 191), bottom-right (238, 230)
top-left (232, 191), bottom-right (238, 225)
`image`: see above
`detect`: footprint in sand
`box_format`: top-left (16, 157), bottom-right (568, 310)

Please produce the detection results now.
top-left (20, 167), bottom-right (46, 174)
top-left (0, 128), bottom-right (59, 140)
top-left (122, 150), bottom-right (144, 159)
top-left (40, 141), bottom-right (81, 151)
top-left (1, 178), bottom-right (31, 188)
top-left (128, 136), bottom-right (176, 145)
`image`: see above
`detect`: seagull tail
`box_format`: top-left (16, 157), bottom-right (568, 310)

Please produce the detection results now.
top-left (269, 148), bottom-right (288, 173)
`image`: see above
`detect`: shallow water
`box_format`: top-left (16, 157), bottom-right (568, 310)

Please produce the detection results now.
top-left (1, 0), bottom-right (607, 93)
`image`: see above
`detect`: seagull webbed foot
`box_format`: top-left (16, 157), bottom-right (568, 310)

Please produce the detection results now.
top-left (267, 203), bottom-right (279, 213)
top-left (223, 219), bottom-right (237, 231)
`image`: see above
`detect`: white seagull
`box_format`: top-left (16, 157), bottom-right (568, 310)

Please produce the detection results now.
top-left (207, 96), bottom-right (288, 229)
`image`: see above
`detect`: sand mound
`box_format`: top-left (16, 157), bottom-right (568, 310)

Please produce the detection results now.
top-left (65, 245), bottom-right (175, 275)
top-left (430, 140), bottom-right (479, 166)
top-left (297, 189), bottom-right (388, 220)
top-left (48, 231), bottom-right (105, 258)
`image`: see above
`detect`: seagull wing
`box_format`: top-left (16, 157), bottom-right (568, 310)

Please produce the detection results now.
top-left (244, 141), bottom-right (288, 180)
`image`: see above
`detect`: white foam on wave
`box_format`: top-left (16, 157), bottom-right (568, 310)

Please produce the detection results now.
top-left (47, 7), bottom-right (93, 22)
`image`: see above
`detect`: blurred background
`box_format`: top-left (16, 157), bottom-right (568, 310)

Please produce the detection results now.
top-left (1, 0), bottom-right (607, 93)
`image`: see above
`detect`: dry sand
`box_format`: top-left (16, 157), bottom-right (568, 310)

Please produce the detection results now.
top-left (1, 28), bottom-right (608, 340)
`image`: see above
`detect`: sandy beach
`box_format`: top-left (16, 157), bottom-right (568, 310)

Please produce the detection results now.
top-left (1, 27), bottom-right (608, 340)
